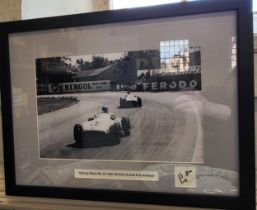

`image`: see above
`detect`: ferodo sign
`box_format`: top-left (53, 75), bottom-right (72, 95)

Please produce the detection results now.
top-left (129, 74), bottom-right (201, 91)
top-left (48, 80), bottom-right (111, 93)
top-left (141, 80), bottom-right (198, 91)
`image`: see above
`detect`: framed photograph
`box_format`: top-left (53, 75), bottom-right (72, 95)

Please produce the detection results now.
top-left (0, 0), bottom-right (255, 209)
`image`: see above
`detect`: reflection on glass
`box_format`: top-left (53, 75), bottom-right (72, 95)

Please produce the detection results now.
top-left (231, 36), bottom-right (237, 70)
top-left (160, 39), bottom-right (194, 73)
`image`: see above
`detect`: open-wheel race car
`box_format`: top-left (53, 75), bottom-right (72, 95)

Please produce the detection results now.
top-left (120, 92), bottom-right (142, 108)
top-left (73, 106), bottom-right (131, 147)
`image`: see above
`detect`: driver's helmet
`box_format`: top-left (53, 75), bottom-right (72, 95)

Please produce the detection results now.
top-left (102, 106), bottom-right (108, 113)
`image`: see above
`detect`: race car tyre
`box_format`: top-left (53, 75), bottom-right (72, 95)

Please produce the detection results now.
top-left (108, 125), bottom-right (121, 145)
top-left (137, 97), bottom-right (142, 107)
top-left (114, 122), bottom-right (122, 135)
top-left (120, 98), bottom-right (125, 108)
top-left (121, 117), bottom-right (131, 136)
top-left (74, 124), bottom-right (83, 144)
top-left (132, 101), bottom-right (137, 107)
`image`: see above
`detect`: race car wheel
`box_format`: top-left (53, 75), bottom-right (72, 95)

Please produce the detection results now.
top-left (120, 98), bottom-right (125, 108)
top-left (137, 97), bottom-right (142, 107)
top-left (132, 101), bottom-right (138, 107)
top-left (74, 124), bottom-right (83, 143)
top-left (108, 125), bottom-right (121, 145)
top-left (114, 122), bottom-right (122, 135)
top-left (121, 117), bottom-right (131, 136)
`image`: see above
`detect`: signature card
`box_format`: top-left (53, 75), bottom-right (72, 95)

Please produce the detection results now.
top-left (175, 167), bottom-right (197, 188)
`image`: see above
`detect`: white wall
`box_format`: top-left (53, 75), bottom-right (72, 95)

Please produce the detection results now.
top-left (22, 0), bottom-right (93, 20)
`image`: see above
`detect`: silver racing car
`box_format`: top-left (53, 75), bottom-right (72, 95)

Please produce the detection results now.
top-left (120, 92), bottom-right (142, 108)
top-left (73, 107), bottom-right (131, 147)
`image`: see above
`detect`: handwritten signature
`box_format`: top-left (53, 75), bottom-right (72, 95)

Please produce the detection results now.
top-left (178, 170), bottom-right (192, 184)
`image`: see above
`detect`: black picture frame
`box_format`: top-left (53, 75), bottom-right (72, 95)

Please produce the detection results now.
top-left (0, 0), bottom-right (255, 209)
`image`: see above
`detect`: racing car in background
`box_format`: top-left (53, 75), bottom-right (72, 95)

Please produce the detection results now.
top-left (120, 92), bottom-right (142, 108)
top-left (73, 106), bottom-right (131, 147)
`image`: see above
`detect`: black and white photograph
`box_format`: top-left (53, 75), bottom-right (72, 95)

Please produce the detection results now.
top-left (36, 46), bottom-right (203, 162)
top-left (5, 5), bottom-right (248, 205)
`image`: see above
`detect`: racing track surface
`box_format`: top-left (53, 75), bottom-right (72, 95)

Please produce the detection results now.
top-left (39, 92), bottom-right (203, 162)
